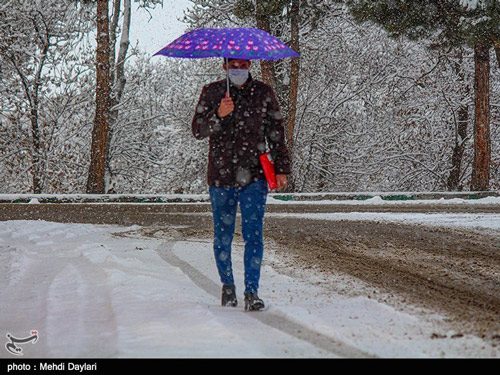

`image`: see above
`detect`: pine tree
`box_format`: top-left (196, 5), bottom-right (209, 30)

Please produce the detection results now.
top-left (344, 0), bottom-right (500, 190)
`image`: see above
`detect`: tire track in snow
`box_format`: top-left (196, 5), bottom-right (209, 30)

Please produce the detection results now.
top-left (0, 240), bottom-right (119, 358)
top-left (156, 241), bottom-right (373, 358)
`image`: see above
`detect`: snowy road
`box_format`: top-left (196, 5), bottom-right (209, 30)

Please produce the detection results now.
top-left (0, 219), bottom-right (498, 358)
top-left (0, 221), bottom-right (364, 358)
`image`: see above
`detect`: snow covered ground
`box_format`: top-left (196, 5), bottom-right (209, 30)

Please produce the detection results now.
top-left (0, 220), bottom-right (498, 358)
top-left (1, 193), bottom-right (499, 205)
top-left (268, 195), bottom-right (500, 205)
top-left (268, 212), bottom-right (500, 232)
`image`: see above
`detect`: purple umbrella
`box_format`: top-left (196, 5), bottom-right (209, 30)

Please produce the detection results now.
top-left (154, 27), bottom-right (300, 94)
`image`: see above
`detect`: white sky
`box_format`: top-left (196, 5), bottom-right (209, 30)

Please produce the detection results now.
top-left (129, 0), bottom-right (191, 55)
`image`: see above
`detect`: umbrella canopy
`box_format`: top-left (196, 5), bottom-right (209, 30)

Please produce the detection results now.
top-left (153, 27), bottom-right (299, 61)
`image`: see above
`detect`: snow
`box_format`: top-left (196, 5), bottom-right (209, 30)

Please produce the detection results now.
top-left (268, 212), bottom-right (500, 232)
top-left (0, 220), bottom-right (497, 358)
top-left (0, 194), bottom-right (210, 203)
top-left (267, 194), bottom-right (500, 206)
top-left (459, 0), bottom-right (484, 10)
top-left (1, 193), bottom-right (499, 205)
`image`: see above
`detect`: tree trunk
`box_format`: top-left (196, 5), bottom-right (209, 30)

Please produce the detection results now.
top-left (447, 105), bottom-right (468, 191)
top-left (26, 21), bottom-right (50, 194)
top-left (106, 0), bottom-right (131, 193)
top-left (286, 0), bottom-right (300, 192)
top-left (287, 0), bottom-right (300, 149)
top-left (255, 0), bottom-right (276, 88)
top-left (29, 45), bottom-right (48, 194)
top-left (109, 0), bottom-right (121, 71)
top-left (113, 0), bottom-right (130, 105)
top-left (87, 0), bottom-right (111, 194)
top-left (494, 39), bottom-right (500, 69)
top-left (470, 43), bottom-right (491, 191)
top-left (447, 49), bottom-right (469, 191)
top-left (30, 107), bottom-right (43, 194)
top-left (9, 55), bottom-right (44, 193)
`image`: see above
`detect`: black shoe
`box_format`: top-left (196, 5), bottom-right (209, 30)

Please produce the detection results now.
top-left (244, 292), bottom-right (265, 311)
top-left (221, 284), bottom-right (238, 307)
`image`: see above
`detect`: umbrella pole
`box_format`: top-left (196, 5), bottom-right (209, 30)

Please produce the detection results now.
top-left (225, 57), bottom-right (230, 97)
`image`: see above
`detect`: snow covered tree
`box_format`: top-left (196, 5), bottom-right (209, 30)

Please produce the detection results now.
top-left (105, 55), bottom-right (218, 193)
top-left (446, 47), bottom-right (472, 191)
top-left (289, 3), bottom-right (488, 192)
top-left (106, 0), bottom-right (164, 192)
top-left (186, 0), bottom-right (331, 190)
top-left (86, 0), bottom-right (164, 193)
top-left (0, 0), bottom-right (94, 193)
top-left (106, 0), bottom-right (133, 193)
top-left (183, 0), bottom-right (244, 28)
top-left (2, 0), bottom-right (498, 194)
top-left (344, 0), bottom-right (500, 190)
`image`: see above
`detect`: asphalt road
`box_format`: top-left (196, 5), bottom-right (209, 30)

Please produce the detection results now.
top-left (1, 202), bottom-right (499, 345)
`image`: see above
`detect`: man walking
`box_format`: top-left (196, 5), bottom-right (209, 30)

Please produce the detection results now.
top-left (192, 58), bottom-right (290, 311)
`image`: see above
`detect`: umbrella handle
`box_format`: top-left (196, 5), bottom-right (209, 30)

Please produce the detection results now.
top-left (225, 57), bottom-right (230, 97)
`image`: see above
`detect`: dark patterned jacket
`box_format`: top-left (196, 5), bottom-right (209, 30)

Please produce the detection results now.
top-left (192, 74), bottom-right (290, 187)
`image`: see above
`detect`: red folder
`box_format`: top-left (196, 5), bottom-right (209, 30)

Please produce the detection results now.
top-left (259, 152), bottom-right (278, 190)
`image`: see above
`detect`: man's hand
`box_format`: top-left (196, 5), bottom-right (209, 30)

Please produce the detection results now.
top-left (217, 92), bottom-right (234, 118)
top-left (276, 174), bottom-right (288, 191)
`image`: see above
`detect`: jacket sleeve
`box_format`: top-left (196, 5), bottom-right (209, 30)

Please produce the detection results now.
top-left (192, 84), bottom-right (232, 140)
top-left (265, 87), bottom-right (291, 174)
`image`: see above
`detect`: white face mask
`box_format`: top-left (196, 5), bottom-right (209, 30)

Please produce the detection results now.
top-left (228, 69), bottom-right (249, 86)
